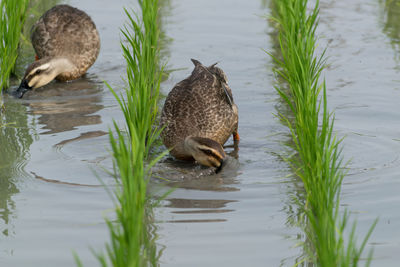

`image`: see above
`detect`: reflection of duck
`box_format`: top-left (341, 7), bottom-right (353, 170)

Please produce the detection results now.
top-left (26, 78), bottom-right (103, 134)
top-left (160, 59), bottom-right (239, 171)
top-left (16, 5), bottom-right (100, 98)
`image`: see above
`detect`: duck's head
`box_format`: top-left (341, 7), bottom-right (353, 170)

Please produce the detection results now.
top-left (15, 58), bottom-right (74, 98)
top-left (184, 136), bottom-right (226, 172)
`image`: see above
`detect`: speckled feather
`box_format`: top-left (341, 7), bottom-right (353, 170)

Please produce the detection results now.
top-left (160, 59), bottom-right (238, 160)
top-left (30, 5), bottom-right (100, 81)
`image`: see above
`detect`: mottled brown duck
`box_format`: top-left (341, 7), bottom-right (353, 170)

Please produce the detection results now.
top-left (160, 59), bottom-right (239, 171)
top-left (15, 5), bottom-right (100, 98)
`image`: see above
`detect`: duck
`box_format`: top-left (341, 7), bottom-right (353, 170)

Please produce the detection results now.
top-left (15, 4), bottom-right (100, 98)
top-left (160, 59), bottom-right (239, 172)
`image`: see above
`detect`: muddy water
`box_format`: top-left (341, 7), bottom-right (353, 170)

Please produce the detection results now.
top-left (0, 0), bottom-right (399, 266)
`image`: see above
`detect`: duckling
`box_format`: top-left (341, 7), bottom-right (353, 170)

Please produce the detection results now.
top-left (160, 59), bottom-right (239, 171)
top-left (15, 5), bottom-right (100, 98)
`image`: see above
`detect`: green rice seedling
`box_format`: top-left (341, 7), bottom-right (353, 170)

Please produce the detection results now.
top-left (75, 0), bottom-right (166, 266)
top-left (0, 0), bottom-right (29, 93)
top-left (267, 0), bottom-right (376, 266)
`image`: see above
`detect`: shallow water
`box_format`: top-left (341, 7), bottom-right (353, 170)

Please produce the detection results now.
top-left (317, 0), bottom-right (400, 265)
top-left (1, 0), bottom-right (400, 266)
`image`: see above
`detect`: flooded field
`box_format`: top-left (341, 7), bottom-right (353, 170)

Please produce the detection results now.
top-left (1, 0), bottom-right (399, 266)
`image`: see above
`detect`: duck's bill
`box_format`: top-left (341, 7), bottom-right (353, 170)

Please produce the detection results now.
top-left (215, 158), bottom-right (226, 173)
top-left (13, 80), bottom-right (32, 98)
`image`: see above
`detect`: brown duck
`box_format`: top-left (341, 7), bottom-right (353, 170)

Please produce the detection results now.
top-left (16, 5), bottom-right (100, 98)
top-left (160, 59), bottom-right (239, 171)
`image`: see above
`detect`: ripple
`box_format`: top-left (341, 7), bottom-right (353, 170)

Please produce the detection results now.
top-left (31, 171), bottom-right (104, 187)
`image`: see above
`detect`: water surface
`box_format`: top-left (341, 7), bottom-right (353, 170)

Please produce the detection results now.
top-left (1, 0), bottom-right (400, 266)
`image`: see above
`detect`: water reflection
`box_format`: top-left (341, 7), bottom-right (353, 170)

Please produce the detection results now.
top-left (165, 196), bottom-right (236, 223)
top-left (159, 0), bottom-right (173, 67)
top-left (153, 143), bottom-right (239, 224)
top-left (163, 198), bottom-right (236, 223)
top-left (155, 152), bottom-right (240, 192)
top-left (153, 154), bottom-right (239, 226)
top-left (21, 76), bottom-right (104, 134)
top-left (0, 0), bottom-right (65, 240)
top-left (0, 100), bottom-right (33, 237)
top-left (380, 0), bottom-right (400, 63)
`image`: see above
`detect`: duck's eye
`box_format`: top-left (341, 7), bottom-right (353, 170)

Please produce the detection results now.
top-left (200, 149), bottom-right (214, 157)
top-left (35, 69), bottom-right (41, 75)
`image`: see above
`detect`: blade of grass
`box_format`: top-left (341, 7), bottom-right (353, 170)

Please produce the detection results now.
top-left (0, 0), bottom-right (29, 108)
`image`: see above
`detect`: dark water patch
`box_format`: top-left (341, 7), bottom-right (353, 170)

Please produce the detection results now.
top-left (165, 198), bottom-right (237, 209)
top-left (155, 153), bottom-right (239, 182)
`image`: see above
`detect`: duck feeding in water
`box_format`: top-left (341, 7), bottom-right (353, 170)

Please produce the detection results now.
top-left (15, 5), bottom-right (100, 98)
top-left (160, 59), bottom-right (239, 172)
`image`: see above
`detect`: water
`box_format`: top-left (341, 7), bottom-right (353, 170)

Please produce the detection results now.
top-left (317, 0), bottom-right (400, 265)
top-left (1, 0), bottom-right (399, 266)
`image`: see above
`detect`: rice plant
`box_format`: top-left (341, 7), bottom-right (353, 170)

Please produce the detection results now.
top-left (75, 0), bottom-right (165, 266)
top-left (267, 0), bottom-right (376, 266)
top-left (0, 0), bottom-right (29, 94)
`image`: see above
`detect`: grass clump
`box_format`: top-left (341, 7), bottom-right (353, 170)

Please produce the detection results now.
top-left (99, 1), bottom-right (164, 265)
top-left (0, 0), bottom-right (29, 93)
top-left (268, 0), bottom-right (376, 266)
top-left (76, 0), bottom-right (165, 266)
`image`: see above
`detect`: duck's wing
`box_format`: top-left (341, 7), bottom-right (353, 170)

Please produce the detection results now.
top-left (30, 5), bottom-right (72, 58)
top-left (30, 16), bottom-right (52, 59)
top-left (222, 83), bottom-right (233, 107)
top-left (201, 60), bottom-right (234, 107)
top-left (30, 5), bottom-right (100, 67)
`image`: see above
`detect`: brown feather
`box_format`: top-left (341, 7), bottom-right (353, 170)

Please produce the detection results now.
top-left (160, 59), bottom-right (239, 160)
top-left (30, 5), bottom-right (100, 81)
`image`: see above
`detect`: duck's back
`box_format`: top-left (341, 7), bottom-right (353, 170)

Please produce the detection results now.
top-left (161, 63), bottom-right (238, 159)
top-left (31, 5), bottom-right (100, 78)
